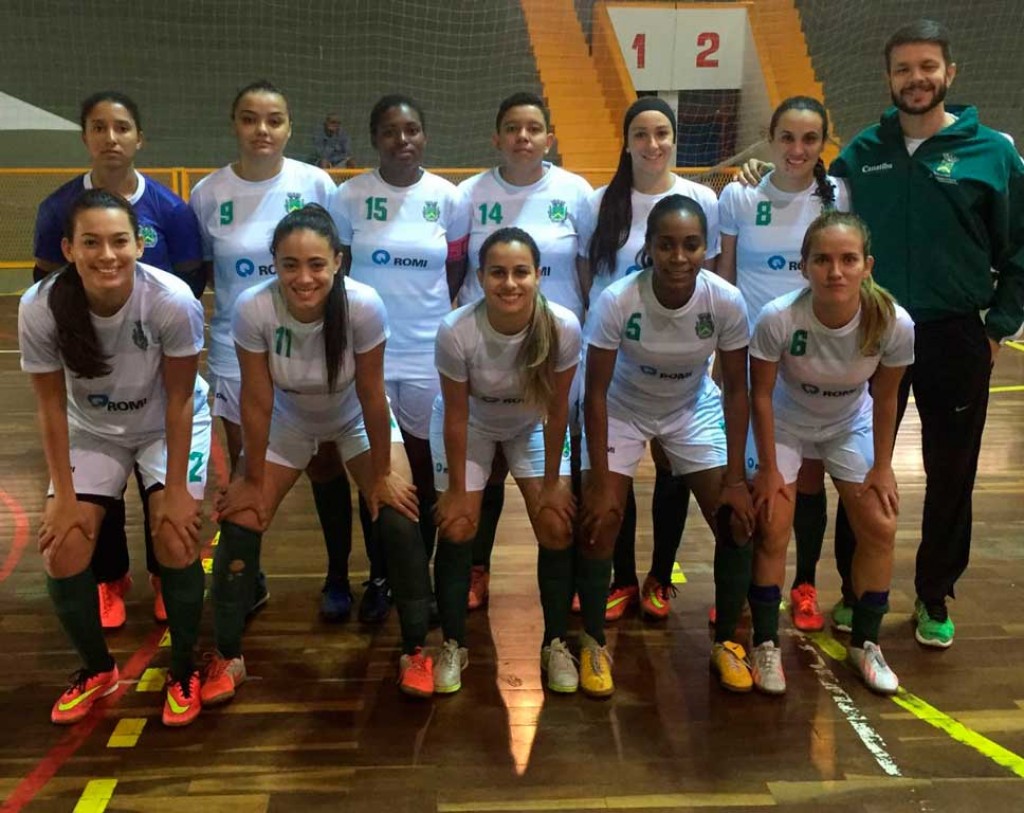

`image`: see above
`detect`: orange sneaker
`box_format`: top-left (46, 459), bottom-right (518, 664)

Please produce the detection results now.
top-left (467, 566), bottom-right (490, 610)
top-left (571, 593), bottom-right (581, 613)
top-left (51, 665), bottom-right (119, 725)
top-left (200, 653), bottom-right (246, 706)
top-left (98, 582), bottom-right (126, 630)
top-left (640, 577), bottom-right (676, 620)
top-left (163, 670), bottom-right (201, 727)
top-left (399, 647), bottom-right (434, 698)
top-left (790, 583), bottom-right (825, 632)
top-left (150, 575), bottom-right (167, 623)
top-left (605, 584), bottom-right (638, 622)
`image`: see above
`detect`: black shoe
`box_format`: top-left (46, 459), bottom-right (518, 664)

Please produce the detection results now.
top-left (358, 578), bottom-right (392, 624)
top-left (248, 570), bottom-right (270, 616)
top-left (320, 577), bottom-right (354, 622)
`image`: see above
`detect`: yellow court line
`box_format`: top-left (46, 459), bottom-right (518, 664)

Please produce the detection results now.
top-left (72, 779), bottom-right (117, 813)
top-left (671, 561), bottom-right (687, 584)
top-left (159, 629), bottom-right (172, 648)
top-left (439, 793), bottom-right (776, 811)
top-left (1005, 341), bottom-right (1024, 354)
top-left (990, 385), bottom-right (1024, 394)
top-left (136, 667), bottom-right (167, 692)
top-left (107, 718), bottom-right (147, 748)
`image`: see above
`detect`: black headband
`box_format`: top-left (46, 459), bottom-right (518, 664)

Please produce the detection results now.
top-left (623, 97), bottom-right (677, 142)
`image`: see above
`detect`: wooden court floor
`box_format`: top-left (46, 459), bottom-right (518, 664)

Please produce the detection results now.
top-left (0, 295), bottom-right (1022, 812)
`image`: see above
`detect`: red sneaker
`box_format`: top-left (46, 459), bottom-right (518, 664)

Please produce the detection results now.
top-left (50, 665), bottom-right (119, 725)
top-left (604, 584), bottom-right (638, 622)
top-left (399, 648), bottom-right (434, 698)
top-left (200, 653), bottom-right (247, 706)
top-left (640, 577), bottom-right (676, 620)
top-left (150, 575), bottom-right (167, 623)
top-left (163, 670), bottom-right (201, 727)
top-left (571, 593), bottom-right (581, 613)
top-left (790, 583), bottom-right (825, 632)
top-left (467, 566), bottom-right (490, 610)
top-left (98, 582), bottom-right (126, 630)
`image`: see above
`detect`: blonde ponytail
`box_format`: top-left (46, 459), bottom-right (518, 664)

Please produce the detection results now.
top-left (518, 289), bottom-right (560, 412)
top-left (858, 276), bottom-right (897, 356)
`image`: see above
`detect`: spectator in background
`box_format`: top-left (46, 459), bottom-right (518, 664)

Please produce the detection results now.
top-left (312, 113), bottom-right (355, 169)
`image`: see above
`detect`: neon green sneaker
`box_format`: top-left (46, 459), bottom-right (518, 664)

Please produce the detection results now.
top-left (914, 599), bottom-right (954, 648)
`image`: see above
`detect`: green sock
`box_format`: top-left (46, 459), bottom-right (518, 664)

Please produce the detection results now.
top-left (471, 482), bottom-right (505, 569)
top-left (851, 591), bottom-right (889, 648)
top-left (212, 520), bottom-right (261, 659)
top-left (47, 570), bottom-right (114, 673)
top-left (160, 560), bottom-right (204, 681)
top-left (793, 490), bottom-right (827, 588)
top-left (713, 540), bottom-right (753, 644)
top-left (311, 476), bottom-right (353, 581)
top-left (576, 550), bottom-right (612, 646)
top-left (748, 583), bottom-right (781, 646)
top-left (434, 538), bottom-right (473, 646)
top-left (378, 507), bottom-right (432, 654)
top-left (537, 546), bottom-right (574, 645)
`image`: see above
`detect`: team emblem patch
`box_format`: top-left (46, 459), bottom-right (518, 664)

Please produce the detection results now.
top-left (547, 199), bottom-right (567, 223)
top-left (935, 152), bottom-right (958, 177)
top-left (139, 224), bottom-right (158, 248)
top-left (132, 320), bottom-right (149, 351)
top-left (695, 312), bottom-right (714, 339)
top-left (422, 201), bottom-right (440, 222)
top-left (284, 193), bottom-right (304, 213)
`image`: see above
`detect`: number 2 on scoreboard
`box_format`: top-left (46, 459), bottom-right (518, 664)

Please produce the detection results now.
top-left (696, 32), bottom-right (719, 67)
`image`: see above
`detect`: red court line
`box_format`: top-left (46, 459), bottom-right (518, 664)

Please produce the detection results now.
top-left (0, 626), bottom-right (165, 812)
top-left (0, 488), bottom-right (30, 583)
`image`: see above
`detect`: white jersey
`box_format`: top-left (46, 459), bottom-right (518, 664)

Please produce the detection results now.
top-left (750, 289), bottom-right (914, 438)
top-left (190, 158), bottom-right (336, 379)
top-left (19, 263), bottom-right (205, 445)
top-left (330, 169), bottom-right (469, 381)
top-left (719, 172), bottom-right (850, 328)
top-left (435, 300), bottom-right (581, 440)
top-left (232, 276), bottom-right (389, 438)
top-left (588, 269), bottom-right (748, 419)
top-left (582, 175), bottom-right (721, 306)
top-left (456, 163), bottom-right (594, 320)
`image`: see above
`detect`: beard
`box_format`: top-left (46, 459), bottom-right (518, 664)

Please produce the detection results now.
top-left (891, 79), bottom-right (949, 116)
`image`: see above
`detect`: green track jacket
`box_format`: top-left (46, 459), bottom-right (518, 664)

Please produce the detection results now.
top-left (830, 105), bottom-right (1024, 340)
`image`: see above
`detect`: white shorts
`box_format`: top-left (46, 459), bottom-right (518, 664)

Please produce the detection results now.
top-left (53, 406), bottom-right (212, 500)
top-left (386, 377), bottom-right (440, 440)
top-left (429, 398), bottom-right (571, 492)
top-left (263, 408), bottom-right (404, 471)
top-left (744, 418), bottom-right (874, 485)
top-left (210, 373), bottom-right (241, 424)
top-left (582, 388), bottom-right (726, 478)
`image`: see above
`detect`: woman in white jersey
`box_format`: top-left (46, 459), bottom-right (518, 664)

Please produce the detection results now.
top-left (718, 96), bottom-right (851, 634)
top-left (455, 92), bottom-right (593, 610)
top-left (583, 97), bottom-right (721, 623)
top-left (431, 227), bottom-right (583, 695)
top-left (202, 204), bottom-right (436, 702)
top-left (190, 80), bottom-right (361, 623)
top-left (747, 211), bottom-right (912, 695)
top-left (583, 194), bottom-right (755, 694)
top-left (329, 94), bottom-right (470, 587)
top-left (19, 190), bottom-right (210, 727)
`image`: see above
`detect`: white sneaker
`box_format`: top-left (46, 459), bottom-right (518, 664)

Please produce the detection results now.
top-left (541, 638), bottom-right (579, 693)
top-left (751, 641), bottom-right (786, 695)
top-left (849, 641), bottom-right (899, 694)
top-left (433, 639), bottom-right (468, 694)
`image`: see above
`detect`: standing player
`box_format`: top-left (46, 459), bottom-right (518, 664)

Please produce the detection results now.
top-left (717, 96), bottom-right (850, 633)
top-left (33, 91), bottom-right (204, 629)
top-left (455, 92), bottom-right (593, 610)
top-left (431, 228), bottom-right (581, 695)
top-left (748, 212), bottom-right (912, 694)
top-left (329, 94), bottom-right (470, 613)
top-left (583, 195), bottom-right (755, 693)
top-left (583, 97), bottom-right (721, 622)
top-left (20, 190), bottom-right (209, 726)
top-left (202, 205), bottom-right (435, 703)
top-left (190, 80), bottom-right (358, 621)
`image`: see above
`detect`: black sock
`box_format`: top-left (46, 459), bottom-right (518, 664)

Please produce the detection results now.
top-left (611, 487), bottom-right (638, 588)
top-left (538, 546), bottom-right (574, 645)
top-left (713, 507), bottom-right (753, 644)
top-left (748, 583), bottom-right (781, 646)
top-left (576, 550), bottom-right (612, 646)
top-left (48, 570), bottom-right (114, 673)
top-left (160, 560), bottom-right (204, 681)
top-left (434, 538), bottom-right (473, 646)
top-left (137, 468), bottom-right (159, 576)
top-left (834, 502), bottom-right (857, 605)
top-left (792, 490), bottom-right (826, 588)
top-left (470, 482), bottom-right (505, 570)
top-left (312, 475), bottom-right (353, 582)
top-left (358, 495), bottom-right (386, 582)
top-left (418, 488), bottom-right (438, 563)
top-left (851, 590), bottom-right (889, 648)
top-left (212, 520), bottom-right (261, 659)
top-left (90, 499), bottom-right (129, 584)
top-left (650, 470), bottom-right (689, 585)
top-left (378, 507), bottom-right (432, 654)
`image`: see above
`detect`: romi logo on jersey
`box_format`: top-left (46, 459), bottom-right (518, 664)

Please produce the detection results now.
top-left (87, 394), bottom-right (149, 412)
top-left (235, 258), bottom-right (275, 277)
top-left (371, 249), bottom-right (428, 268)
top-left (768, 254), bottom-right (800, 272)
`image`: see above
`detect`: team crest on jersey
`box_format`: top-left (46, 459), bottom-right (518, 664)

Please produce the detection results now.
top-left (695, 312), bottom-right (714, 339)
top-left (284, 193), bottom-right (304, 213)
top-left (139, 224), bottom-right (158, 248)
top-left (422, 201), bottom-right (440, 222)
top-left (132, 320), bottom-right (149, 351)
top-left (547, 199), bottom-right (568, 223)
top-left (935, 152), bottom-right (958, 177)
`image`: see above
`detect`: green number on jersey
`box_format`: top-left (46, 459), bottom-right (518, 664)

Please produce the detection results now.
top-left (478, 203), bottom-right (503, 225)
top-left (625, 312), bottom-right (642, 341)
top-left (789, 329), bottom-right (808, 356)
top-left (219, 201), bottom-right (233, 225)
top-left (188, 452), bottom-right (205, 483)
top-left (755, 201), bottom-right (772, 226)
top-left (275, 326), bottom-right (293, 357)
top-left (364, 196), bottom-right (387, 221)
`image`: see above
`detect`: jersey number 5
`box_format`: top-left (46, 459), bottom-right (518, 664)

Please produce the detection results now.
top-left (625, 312), bottom-right (642, 341)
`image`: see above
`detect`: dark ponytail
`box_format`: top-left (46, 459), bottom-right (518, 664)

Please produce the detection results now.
top-left (588, 149), bottom-right (634, 278)
top-left (812, 159), bottom-right (836, 210)
top-left (49, 189), bottom-right (140, 378)
top-left (270, 204), bottom-right (348, 392)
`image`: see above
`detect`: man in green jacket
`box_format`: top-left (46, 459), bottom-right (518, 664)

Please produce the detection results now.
top-left (829, 20), bottom-right (1024, 648)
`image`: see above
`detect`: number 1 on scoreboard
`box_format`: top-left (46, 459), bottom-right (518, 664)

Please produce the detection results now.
top-left (631, 32), bottom-right (646, 69)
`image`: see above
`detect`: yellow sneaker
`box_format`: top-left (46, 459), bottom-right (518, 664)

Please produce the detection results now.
top-left (579, 633), bottom-right (614, 698)
top-left (710, 641), bottom-right (753, 692)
